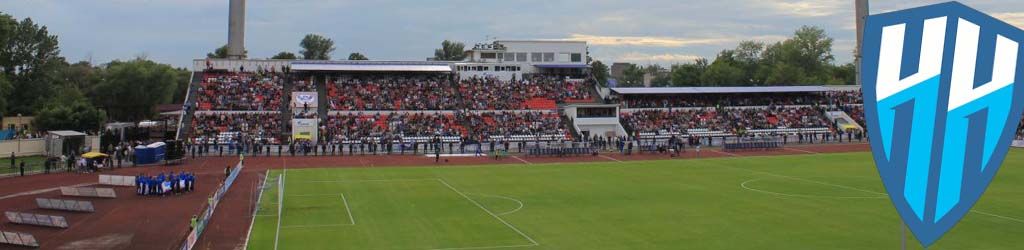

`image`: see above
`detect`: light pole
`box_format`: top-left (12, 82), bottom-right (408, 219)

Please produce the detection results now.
top-left (16, 113), bottom-right (22, 153)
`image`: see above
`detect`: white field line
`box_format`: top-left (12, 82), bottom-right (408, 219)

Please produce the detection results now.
top-left (0, 182), bottom-right (97, 200)
top-left (274, 159), bottom-right (287, 250)
top-left (436, 178), bottom-right (539, 247)
top-left (970, 210), bottom-right (1024, 223)
top-left (428, 243), bottom-right (539, 250)
top-left (708, 149), bottom-right (742, 157)
top-left (510, 156), bottom-right (533, 165)
top-left (466, 193), bottom-right (525, 216)
top-left (740, 179), bottom-right (886, 199)
top-left (289, 178), bottom-right (439, 184)
top-left (341, 193), bottom-right (355, 225)
top-left (729, 166), bottom-right (887, 196)
top-left (784, 147), bottom-right (819, 154)
top-left (281, 223), bottom-right (351, 229)
top-left (242, 169), bottom-right (271, 250)
top-left (731, 166), bottom-right (1024, 224)
top-left (289, 194), bottom-right (341, 197)
top-left (598, 155), bottom-right (624, 163)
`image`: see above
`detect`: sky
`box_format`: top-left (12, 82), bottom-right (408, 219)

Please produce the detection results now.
top-left (3, 0), bottom-right (1024, 69)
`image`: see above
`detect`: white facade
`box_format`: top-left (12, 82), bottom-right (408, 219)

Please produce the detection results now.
top-left (455, 40), bottom-right (588, 80)
top-left (192, 40), bottom-right (589, 82)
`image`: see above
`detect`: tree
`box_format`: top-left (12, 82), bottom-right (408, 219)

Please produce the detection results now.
top-left (206, 44), bottom-right (247, 59)
top-left (59, 61), bottom-right (99, 91)
top-left (829, 63), bottom-right (857, 85)
top-left (170, 67), bottom-right (192, 103)
top-left (348, 52), bottom-right (368, 60)
top-left (620, 64), bottom-right (645, 87)
top-left (300, 34), bottom-right (336, 60)
top-left (669, 58), bottom-right (708, 86)
top-left (433, 40), bottom-right (466, 61)
top-left (701, 59), bottom-right (746, 86)
top-left (90, 58), bottom-right (186, 121)
top-left (271, 51), bottom-right (297, 60)
top-left (0, 75), bottom-right (9, 117)
top-left (590, 60), bottom-right (610, 86)
top-left (32, 85), bottom-right (105, 132)
top-left (0, 12), bottom-right (65, 116)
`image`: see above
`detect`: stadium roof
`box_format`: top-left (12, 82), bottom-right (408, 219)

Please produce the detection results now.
top-left (534, 64), bottom-right (590, 69)
top-left (611, 86), bottom-right (850, 95)
top-left (291, 61), bottom-right (452, 72)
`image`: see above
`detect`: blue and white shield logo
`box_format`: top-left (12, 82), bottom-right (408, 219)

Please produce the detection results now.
top-left (863, 2), bottom-right (1024, 247)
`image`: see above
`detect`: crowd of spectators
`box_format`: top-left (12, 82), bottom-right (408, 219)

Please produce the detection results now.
top-left (463, 111), bottom-right (567, 138)
top-left (324, 74), bottom-right (593, 111)
top-left (292, 79), bottom-right (316, 92)
top-left (327, 75), bottom-right (460, 110)
top-left (318, 111), bottom-right (567, 141)
top-left (460, 75), bottom-right (593, 110)
top-left (196, 72), bottom-right (285, 111)
top-left (190, 113), bottom-right (283, 141)
top-left (322, 112), bottom-right (465, 141)
top-left (621, 109), bottom-right (721, 134)
top-left (621, 106), bottom-right (833, 134)
top-left (619, 90), bottom-right (862, 109)
top-left (1017, 116), bottom-right (1024, 140)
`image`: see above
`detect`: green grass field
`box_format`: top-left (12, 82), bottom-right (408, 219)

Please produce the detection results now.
top-left (246, 149), bottom-right (1024, 250)
top-left (0, 155), bottom-right (47, 175)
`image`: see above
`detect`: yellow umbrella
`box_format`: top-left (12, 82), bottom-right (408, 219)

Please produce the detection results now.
top-left (840, 124), bottom-right (861, 131)
top-left (81, 152), bottom-right (109, 159)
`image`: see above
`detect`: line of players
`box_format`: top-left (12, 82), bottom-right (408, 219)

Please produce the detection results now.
top-left (135, 171), bottom-right (197, 196)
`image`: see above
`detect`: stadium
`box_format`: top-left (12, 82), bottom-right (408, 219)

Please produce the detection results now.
top-left (1, 0), bottom-right (1023, 250)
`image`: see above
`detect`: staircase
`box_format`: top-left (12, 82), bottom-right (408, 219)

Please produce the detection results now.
top-left (280, 75), bottom-right (294, 140)
top-left (317, 75), bottom-right (329, 120)
top-left (176, 72), bottom-right (204, 140)
top-left (561, 114), bottom-right (581, 139)
top-left (824, 110), bottom-right (863, 131)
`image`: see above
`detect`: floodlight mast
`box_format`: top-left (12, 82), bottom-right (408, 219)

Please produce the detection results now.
top-left (855, 0), bottom-right (869, 86)
top-left (227, 0), bottom-right (246, 59)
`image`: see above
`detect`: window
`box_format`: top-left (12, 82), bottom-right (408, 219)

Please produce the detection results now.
top-left (481, 53), bottom-right (497, 59)
top-left (532, 53), bottom-right (542, 62)
top-left (543, 53), bottom-right (554, 62)
top-left (571, 53), bottom-right (582, 62)
top-left (497, 53), bottom-right (504, 60)
top-left (504, 53), bottom-right (515, 61)
top-left (517, 53), bottom-right (527, 62)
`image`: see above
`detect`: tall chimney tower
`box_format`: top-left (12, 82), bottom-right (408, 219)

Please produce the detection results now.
top-left (227, 0), bottom-right (246, 59)
top-left (855, 0), bottom-right (869, 85)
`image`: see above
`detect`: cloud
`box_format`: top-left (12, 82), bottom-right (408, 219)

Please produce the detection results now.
top-left (992, 12), bottom-right (1024, 29)
top-left (556, 34), bottom-right (731, 47)
top-left (757, 0), bottom-right (844, 17)
top-left (616, 52), bottom-right (704, 63)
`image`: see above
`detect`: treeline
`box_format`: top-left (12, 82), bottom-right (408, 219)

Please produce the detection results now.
top-left (0, 12), bottom-right (190, 133)
top-left (591, 26), bottom-right (856, 87)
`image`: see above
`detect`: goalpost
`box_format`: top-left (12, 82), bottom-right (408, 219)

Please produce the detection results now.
top-left (274, 170), bottom-right (285, 250)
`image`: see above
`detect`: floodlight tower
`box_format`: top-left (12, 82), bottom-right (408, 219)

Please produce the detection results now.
top-left (227, 0), bottom-right (246, 59)
top-left (855, 0), bottom-right (869, 85)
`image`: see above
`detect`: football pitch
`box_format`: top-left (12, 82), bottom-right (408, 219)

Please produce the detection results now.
top-left (246, 149), bottom-right (1024, 250)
